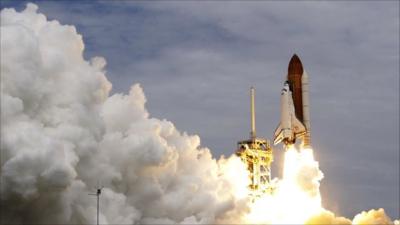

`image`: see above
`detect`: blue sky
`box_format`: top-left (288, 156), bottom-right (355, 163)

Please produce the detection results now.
top-left (1, 0), bottom-right (399, 219)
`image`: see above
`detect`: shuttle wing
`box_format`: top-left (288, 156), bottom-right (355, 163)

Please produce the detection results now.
top-left (273, 124), bottom-right (284, 145)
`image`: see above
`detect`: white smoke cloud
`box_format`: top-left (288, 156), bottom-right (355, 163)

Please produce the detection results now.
top-left (0, 4), bottom-right (249, 224)
top-left (1, 3), bottom-right (398, 225)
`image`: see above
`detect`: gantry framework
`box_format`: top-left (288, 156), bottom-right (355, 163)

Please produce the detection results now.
top-left (236, 87), bottom-right (274, 196)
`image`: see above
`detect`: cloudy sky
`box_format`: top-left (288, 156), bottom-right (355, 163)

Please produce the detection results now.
top-left (2, 0), bottom-right (398, 219)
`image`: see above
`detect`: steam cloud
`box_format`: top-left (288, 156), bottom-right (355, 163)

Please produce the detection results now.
top-left (0, 4), bottom-right (249, 224)
top-left (1, 4), bottom-right (398, 225)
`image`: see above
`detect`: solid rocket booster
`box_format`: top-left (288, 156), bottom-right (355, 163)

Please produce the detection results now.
top-left (273, 54), bottom-right (312, 148)
top-left (301, 71), bottom-right (311, 147)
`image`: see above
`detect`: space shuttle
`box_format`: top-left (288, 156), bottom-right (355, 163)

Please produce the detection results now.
top-left (273, 54), bottom-right (311, 148)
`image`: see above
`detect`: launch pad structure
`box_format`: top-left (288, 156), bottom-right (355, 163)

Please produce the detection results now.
top-left (236, 87), bottom-right (274, 196)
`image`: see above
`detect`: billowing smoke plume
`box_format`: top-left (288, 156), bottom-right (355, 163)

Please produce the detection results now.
top-left (0, 4), bottom-right (249, 224)
top-left (1, 4), bottom-right (398, 225)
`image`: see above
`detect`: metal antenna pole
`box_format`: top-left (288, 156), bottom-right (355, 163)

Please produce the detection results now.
top-left (89, 185), bottom-right (103, 225)
top-left (97, 192), bottom-right (99, 225)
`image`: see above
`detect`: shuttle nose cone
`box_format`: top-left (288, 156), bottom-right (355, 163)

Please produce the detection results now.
top-left (288, 54), bottom-right (303, 75)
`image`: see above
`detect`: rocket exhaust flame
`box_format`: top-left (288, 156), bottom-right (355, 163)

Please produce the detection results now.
top-left (240, 145), bottom-right (399, 225)
top-left (244, 146), bottom-right (324, 224)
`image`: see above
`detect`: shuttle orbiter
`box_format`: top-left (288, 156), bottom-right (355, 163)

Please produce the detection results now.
top-left (273, 54), bottom-right (311, 148)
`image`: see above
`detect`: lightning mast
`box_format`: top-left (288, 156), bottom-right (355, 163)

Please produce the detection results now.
top-left (250, 87), bottom-right (256, 139)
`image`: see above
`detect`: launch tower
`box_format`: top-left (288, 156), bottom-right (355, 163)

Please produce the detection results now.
top-left (236, 87), bottom-right (274, 196)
